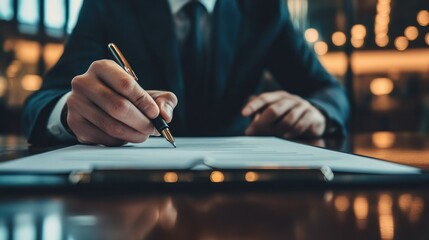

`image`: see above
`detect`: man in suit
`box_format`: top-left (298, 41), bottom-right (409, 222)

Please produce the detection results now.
top-left (22, 0), bottom-right (349, 146)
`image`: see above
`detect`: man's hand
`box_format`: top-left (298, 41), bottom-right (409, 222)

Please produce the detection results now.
top-left (66, 60), bottom-right (178, 146)
top-left (241, 91), bottom-right (326, 139)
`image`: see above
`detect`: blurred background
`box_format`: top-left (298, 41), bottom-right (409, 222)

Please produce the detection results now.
top-left (0, 0), bottom-right (428, 139)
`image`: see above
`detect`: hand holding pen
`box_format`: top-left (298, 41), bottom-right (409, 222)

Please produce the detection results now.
top-left (64, 45), bottom-right (177, 147)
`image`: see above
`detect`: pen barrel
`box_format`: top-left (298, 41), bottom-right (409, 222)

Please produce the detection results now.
top-left (153, 116), bottom-right (169, 132)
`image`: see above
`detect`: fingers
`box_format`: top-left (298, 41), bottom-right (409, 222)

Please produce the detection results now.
top-left (67, 112), bottom-right (126, 147)
top-left (67, 59), bottom-right (177, 146)
top-left (71, 75), bottom-right (157, 136)
top-left (148, 91), bottom-right (178, 123)
top-left (275, 102), bottom-right (311, 137)
top-left (241, 91), bottom-right (289, 117)
top-left (87, 60), bottom-right (159, 119)
top-left (244, 91), bottom-right (327, 139)
top-left (67, 94), bottom-right (156, 143)
top-left (279, 109), bottom-right (312, 139)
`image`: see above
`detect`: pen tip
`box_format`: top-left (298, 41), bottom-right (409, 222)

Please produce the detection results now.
top-left (172, 142), bottom-right (177, 148)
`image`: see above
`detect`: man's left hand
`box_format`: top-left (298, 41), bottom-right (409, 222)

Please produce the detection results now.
top-left (241, 91), bottom-right (326, 139)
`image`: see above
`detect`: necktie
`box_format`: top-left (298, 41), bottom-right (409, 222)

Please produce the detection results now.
top-left (181, 1), bottom-right (207, 135)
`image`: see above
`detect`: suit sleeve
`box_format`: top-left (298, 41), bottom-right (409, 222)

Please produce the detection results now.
top-left (263, 1), bottom-right (350, 136)
top-left (22, 0), bottom-right (108, 146)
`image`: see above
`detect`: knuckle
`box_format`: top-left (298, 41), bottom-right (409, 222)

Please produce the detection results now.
top-left (118, 77), bottom-right (134, 92)
top-left (108, 99), bottom-right (129, 116)
top-left (71, 75), bottom-right (86, 91)
top-left (89, 60), bottom-right (103, 71)
top-left (89, 59), bottom-right (110, 71)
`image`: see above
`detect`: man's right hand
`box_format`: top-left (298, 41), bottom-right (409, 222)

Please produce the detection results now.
top-left (66, 60), bottom-right (178, 146)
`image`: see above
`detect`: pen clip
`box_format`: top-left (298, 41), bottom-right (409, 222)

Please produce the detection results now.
top-left (108, 43), bottom-right (139, 81)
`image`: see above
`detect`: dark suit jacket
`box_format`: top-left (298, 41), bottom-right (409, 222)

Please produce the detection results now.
top-left (22, 0), bottom-right (350, 145)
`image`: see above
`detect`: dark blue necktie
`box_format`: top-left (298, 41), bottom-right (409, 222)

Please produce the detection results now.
top-left (182, 1), bottom-right (207, 135)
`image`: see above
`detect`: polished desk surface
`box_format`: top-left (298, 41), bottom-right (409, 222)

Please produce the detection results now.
top-left (0, 133), bottom-right (429, 240)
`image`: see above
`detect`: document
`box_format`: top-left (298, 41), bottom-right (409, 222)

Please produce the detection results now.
top-left (0, 137), bottom-right (420, 174)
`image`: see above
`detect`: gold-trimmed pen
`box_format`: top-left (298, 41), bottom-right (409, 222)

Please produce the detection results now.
top-left (108, 43), bottom-right (176, 148)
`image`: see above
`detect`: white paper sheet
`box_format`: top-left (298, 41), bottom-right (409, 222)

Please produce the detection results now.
top-left (0, 137), bottom-right (420, 174)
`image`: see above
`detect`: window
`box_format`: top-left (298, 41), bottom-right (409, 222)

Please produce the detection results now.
top-left (17, 0), bottom-right (39, 34)
top-left (0, 0), bottom-right (13, 20)
top-left (67, 0), bottom-right (83, 34)
top-left (45, 0), bottom-right (65, 37)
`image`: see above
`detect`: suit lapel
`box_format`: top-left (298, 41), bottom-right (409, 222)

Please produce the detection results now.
top-left (130, 0), bottom-right (185, 127)
top-left (210, 0), bottom-right (242, 107)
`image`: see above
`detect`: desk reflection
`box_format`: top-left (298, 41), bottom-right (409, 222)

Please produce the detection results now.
top-left (2, 133), bottom-right (429, 239)
top-left (0, 190), bottom-right (427, 240)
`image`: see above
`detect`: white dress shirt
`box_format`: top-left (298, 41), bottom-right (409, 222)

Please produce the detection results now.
top-left (47, 0), bottom-right (217, 141)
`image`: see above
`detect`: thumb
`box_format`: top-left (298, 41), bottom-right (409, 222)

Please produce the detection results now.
top-left (148, 91), bottom-right (178, 123)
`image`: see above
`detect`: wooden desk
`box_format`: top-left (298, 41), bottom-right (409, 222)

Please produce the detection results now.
top-left (0, 133), bottom-right (428, 239)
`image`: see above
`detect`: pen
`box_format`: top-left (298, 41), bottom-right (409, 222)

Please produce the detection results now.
top-left (108, 43), bottom-right (176, 148)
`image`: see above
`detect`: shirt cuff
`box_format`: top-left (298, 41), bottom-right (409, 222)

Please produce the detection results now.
top-left (47, 92), bottom-right (75, 141)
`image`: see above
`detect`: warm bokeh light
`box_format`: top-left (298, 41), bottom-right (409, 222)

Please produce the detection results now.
top-left (375, 35), bottom-right (389, 47)
top-left (6, 60), bottom-right (22, 78)
top-left (370, 78), bottom-right (394, 96)
top-left (426, 33), bottom-right (429, 45)
top-left (354, 196), bottom-right (369, 220)
top-left (0, 76), bottom-right (7, 97)
top-left (319, 49), bottom-right (429, 76)
top-left (394, 36), bottom-right (409, 51)
top-left (44, 43), bottom-right (64, 68)
top-left (351, 24), bottom-right (367, 40)
top-left (404, 26), bottom-right (419, 41)
top-left (398, 194), bottom-right (412, 214)
top-left (332, 32), bottom-right (346, 46)
top-left (409, 196), bottom-right (424, 223)
top-left (304, 28), bottom-right (319, 43)
top-left (417, 10), bottom-right (429, 27)
top-left (374, 0), bottom-right (391, 49)
top-left (377, 1), bottom-right (391, 16)
top-left (372, 131), bottom-right (396, 149)
top-left (314, 41), bottom-right (328, 56)
top-left (245, 171), bottom-right (259, 182)
top-left (163, 172), bottom-right (178, 183)
top-left (21, 74), bottom-right (42, 91)
top-left (375, 15), bottom-right (390, 26)
top-left (210, 171), bottom-right (224, 183)
top-left (335, 196), bottom-right (350, 212)
top-left (351, 38), bottom-right (364, 48)
top-left (379, 214), bottom-right (394, 240)
top-left (379, 194), bottom-right (393, 215)
top-left (14, 40), bottom-right (41, 64)
top-left (378, 194), bottom-right (394, 240)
